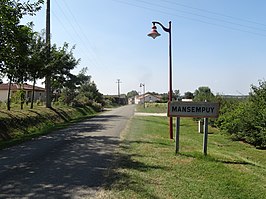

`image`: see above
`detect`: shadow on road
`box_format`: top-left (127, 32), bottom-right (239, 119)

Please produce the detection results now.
top-left (0, 113), bottom-right (128, 198)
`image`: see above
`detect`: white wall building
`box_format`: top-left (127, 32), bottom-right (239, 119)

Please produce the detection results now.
top-left (135, 93), bottom-right (161, 104)
top-left (0, 83), bottom-right (46, 102)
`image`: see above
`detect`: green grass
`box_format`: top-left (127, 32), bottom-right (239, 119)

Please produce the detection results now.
top-left (97, 114), bottom-right (266, 198)
top-left (136, 103), bottom-right (167, 113)
top-left (0, 105), bottom-right (98, 149)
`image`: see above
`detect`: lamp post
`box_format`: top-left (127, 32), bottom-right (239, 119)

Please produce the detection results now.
top-left (140, 83), bottom-right (145, 108)
top-left (148, 21), bottom-right (173, 139)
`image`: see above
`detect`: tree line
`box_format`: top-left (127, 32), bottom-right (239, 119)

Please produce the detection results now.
top-left (0, 0), bottom-right (103, 110)
top-left (128, 84), bottom-right (266, 148)
top-left (216, 81), bottom-right (266, 148)
top-left (183, 85), bottom-right (266, 148)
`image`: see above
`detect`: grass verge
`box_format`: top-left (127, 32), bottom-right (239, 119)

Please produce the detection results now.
top-left (0, 105), bottom-right (98, 149)
top-left (98, 114), bottom-right (266, 199)
top-left (136, 103), bottom-right (167, 113)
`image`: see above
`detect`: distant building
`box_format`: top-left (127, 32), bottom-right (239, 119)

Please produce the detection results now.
top-left (128, 97), bottom-right (135, 104)
top-left (181, 98), bottom-right (193, 102)
top-left (135, 93), bottom-right (162, 104)
top-left (0, 83), bottom-right (46, 102)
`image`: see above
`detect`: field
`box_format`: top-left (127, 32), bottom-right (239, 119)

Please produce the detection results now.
top-left (97, 104), bottom-right (266, 199)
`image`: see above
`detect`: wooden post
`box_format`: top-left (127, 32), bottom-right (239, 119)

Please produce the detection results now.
top-left (45, 0), bottom-right (51, 108)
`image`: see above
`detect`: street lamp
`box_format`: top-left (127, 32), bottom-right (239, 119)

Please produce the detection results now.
top-left (140, 83), bottom-right (145, 108)
top-left (148, 21), bottom-right (173, 139)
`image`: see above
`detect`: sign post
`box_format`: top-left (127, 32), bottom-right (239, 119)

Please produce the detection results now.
top-left (168, 101), bottom-right (219, 155)
top-left (175, 117), bottom-right (180, 153)
top-left (203, 117), bottom-right (208, 155)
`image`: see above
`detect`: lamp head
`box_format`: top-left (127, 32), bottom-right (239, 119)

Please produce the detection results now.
top-left (147, 25), bottom-right (161, 39)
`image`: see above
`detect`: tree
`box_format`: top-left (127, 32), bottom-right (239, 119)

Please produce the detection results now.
top-left (160, 93), bottom-right (168, 102)
top-left (127, 90), bottom-right (138, 98)
top-left (184, 91), bottom-right (194, 99)
top-left (58, 68), bottom-right (91, 105)
top-left (194, 86), bottom-right (215, 102)
top-left (216, 80), bottom-right (266, 148)
top-left (71, 79), bottom-right (103, 108)
top-left (0, 0), bottom-right (43, 110)
top-left (48, 43), bottom-right (80, 101)
top-left (3, 25), bottom-right (33, 110)
top-left (173, 89), bottom-right (180, 100)
top-left (75, 67), bottom-right (91, 88)
top-left (27, 30), bottom-right (47, 108)
top-left (0, 0), bottom-right (43, 71)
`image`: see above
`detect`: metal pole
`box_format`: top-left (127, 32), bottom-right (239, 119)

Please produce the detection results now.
top-left (148, 21), bottom-right (173, 139)
top-left (169, 21), bottom-right (173, 139)
top-left (203, 117), bottom-right (208, 155)
top-left (175, 117), bottom-right (180, 154)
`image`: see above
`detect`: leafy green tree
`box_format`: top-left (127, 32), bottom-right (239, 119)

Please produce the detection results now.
top-left (217, 80), bottom-right (266, 148)
top-left (194, 86), bottom-right (215, 102)
top-left (0, 0), bottom-right (43, 71)
top-left (79, 81), bottom-right (103, 104)
top-left (58, 68), bottom-right (92, 106)
top-left (173, 89), bottom-right (180, 100)
top-left (0, 0), bottom-right (43, 110)
top-left (184, 91), bottom-right (194, 99)
top-left (3, 25), bottom-right (33, 110)
top-left (127, 90), bottom-right (138, 98)
top-left (47, 43), bottom-right (80, 102)
top-left (27, 31), bottom-right (47, 108)
top-left (75, 67), bottom-right (91, 88)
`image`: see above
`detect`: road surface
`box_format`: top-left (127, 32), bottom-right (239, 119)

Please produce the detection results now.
top-left (0, 105), bottom-right (135, 198)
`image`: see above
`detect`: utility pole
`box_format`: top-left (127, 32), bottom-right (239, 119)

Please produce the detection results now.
top-left (140, 83), bottom-right (145, 108)
top-left (45, 0), bottom-right (51, 108)
top-left (116, 79), bottom-right (122, 105)
top-left (116, 79), bottom-right (121, 97)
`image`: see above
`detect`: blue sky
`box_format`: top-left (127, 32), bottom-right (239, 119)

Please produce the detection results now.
top-left (22, 0), bottom-right (266, 95)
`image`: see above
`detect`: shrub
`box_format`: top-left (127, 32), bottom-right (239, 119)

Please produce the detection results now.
top-left (216, 81), bottom-right (266, 148)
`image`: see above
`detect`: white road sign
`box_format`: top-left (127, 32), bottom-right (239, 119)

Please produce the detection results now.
top-left (168, 101), bottom-right (220, 118)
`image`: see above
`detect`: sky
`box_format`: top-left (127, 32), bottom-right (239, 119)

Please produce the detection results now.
top-left (21, 0), bottom-right (266, 96)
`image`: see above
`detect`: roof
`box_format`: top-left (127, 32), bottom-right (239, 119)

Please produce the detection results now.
top-left (0, 83), bottom-right (45, 91)
top-left (136, 93), bottom-right (162, 100)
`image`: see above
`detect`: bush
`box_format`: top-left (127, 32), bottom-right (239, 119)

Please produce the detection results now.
top-left (216, 81), bottom-right (266, 148)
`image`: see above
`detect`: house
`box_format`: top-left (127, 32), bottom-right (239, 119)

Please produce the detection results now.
top-left (128, 97), bottom-right (135, 104)
top-left (135, 93), bottom-right (161, 104)
top-left (0, 83), bottom-right (46, 102)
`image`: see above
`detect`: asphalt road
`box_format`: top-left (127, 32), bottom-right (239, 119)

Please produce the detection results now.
top-left (0, 105), bottom-right (135, 199)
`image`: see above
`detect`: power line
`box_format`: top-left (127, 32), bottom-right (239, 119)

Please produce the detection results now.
top-left (137, 0), bottom-right (266, 33)
top-left (61, 0), bottom-right (101, 67)
top-left (164, 0), bottom-right (266, 27)
top-left (53, 0), bottom-right (99, 69)
top-left (111, 0), bottom-right (266, 37)
top-left (52, 10), bottom-right (95, 69)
